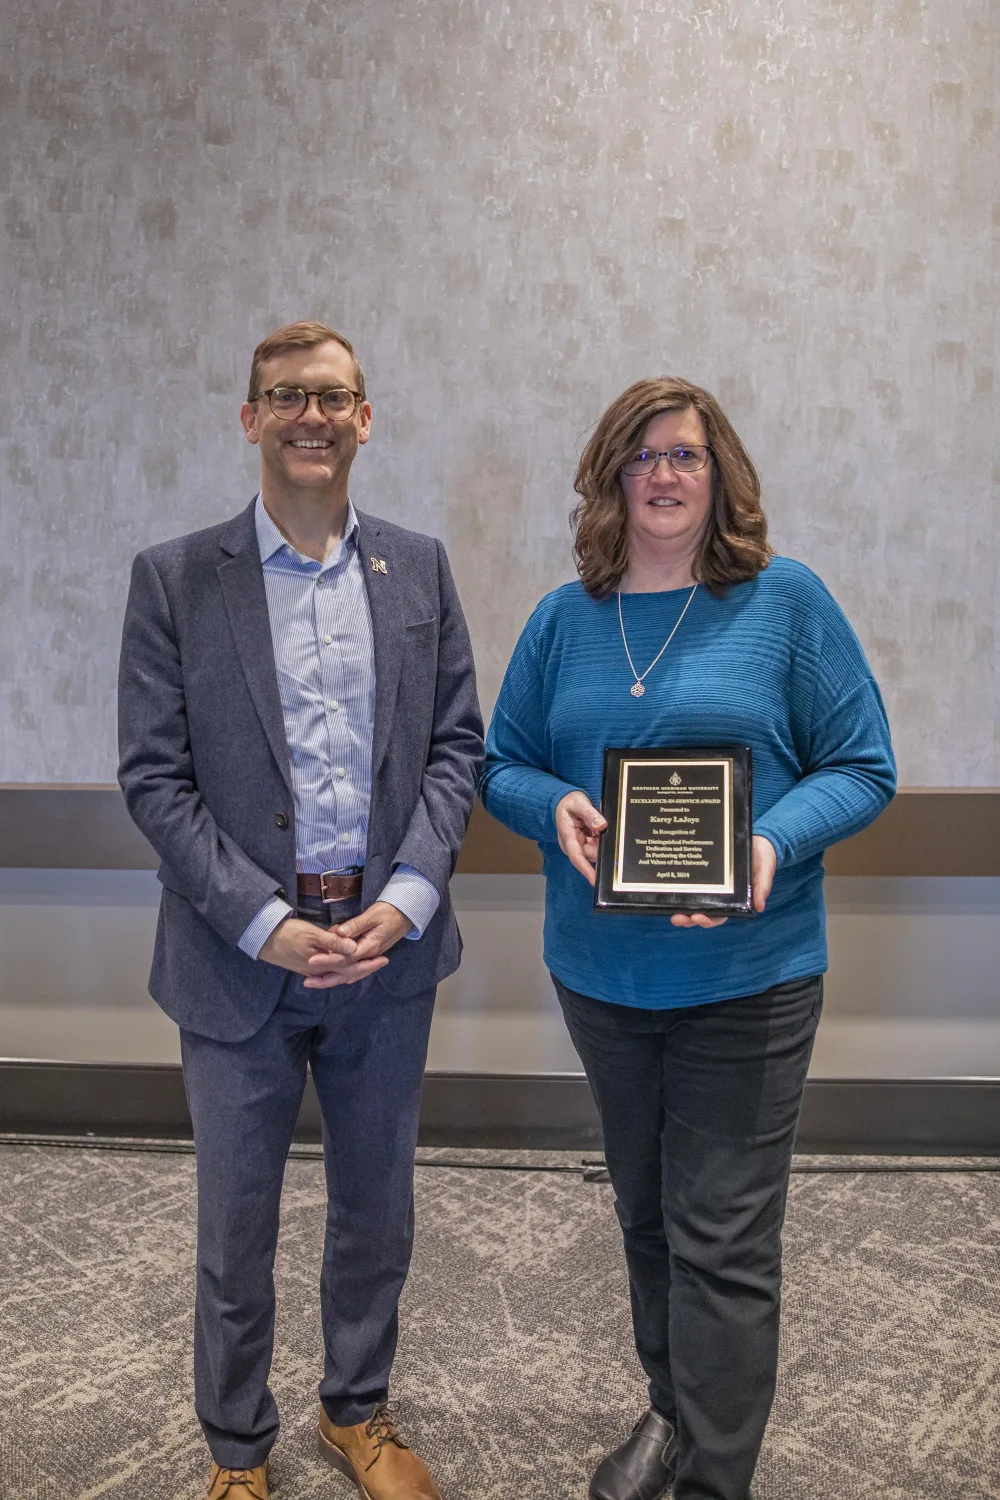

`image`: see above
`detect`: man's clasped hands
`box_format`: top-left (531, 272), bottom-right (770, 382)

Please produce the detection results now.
top-left (257, 902), bottom-right (413, 987)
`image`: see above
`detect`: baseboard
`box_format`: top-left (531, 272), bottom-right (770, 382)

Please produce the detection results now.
top-left (1, 1062), bottom-right (999, 1154)
top-left (0, 1061), bottom-right (602, 1149)
top-left (794, 1078), bottom-right (1000, 1154)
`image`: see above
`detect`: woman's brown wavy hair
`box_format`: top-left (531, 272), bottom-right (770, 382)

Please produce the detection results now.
top-left (572, 377), bottom-right (772, 598)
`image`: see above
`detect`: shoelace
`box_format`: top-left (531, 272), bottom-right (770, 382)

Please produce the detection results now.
top-left (362, 1402), bottom-right (409, 1471)
top-left (213, 1470), bottom-right (267, 1499)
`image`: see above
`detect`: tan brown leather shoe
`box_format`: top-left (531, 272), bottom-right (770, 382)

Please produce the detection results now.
top-left (317, 1404), bottom-right (442, 1499)
top-left (205, 1461), bottom-right (270, 1499)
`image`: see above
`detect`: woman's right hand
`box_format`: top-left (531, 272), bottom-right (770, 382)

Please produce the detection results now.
top-left (555, 791), bottom-right (608, 886)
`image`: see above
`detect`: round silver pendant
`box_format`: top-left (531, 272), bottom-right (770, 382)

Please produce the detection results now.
top-left (630, 682), bottom-right (645, 698)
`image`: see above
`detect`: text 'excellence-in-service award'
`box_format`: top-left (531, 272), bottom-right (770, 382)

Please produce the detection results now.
top-left (594, 746), bottom-right (754, 917)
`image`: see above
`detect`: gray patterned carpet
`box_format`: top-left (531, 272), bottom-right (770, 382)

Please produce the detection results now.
top-left (1, 1143), bottom-right (998, 1499)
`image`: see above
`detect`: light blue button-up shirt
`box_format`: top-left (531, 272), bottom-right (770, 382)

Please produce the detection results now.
top-left (238, 495), bottom-right (441, 958)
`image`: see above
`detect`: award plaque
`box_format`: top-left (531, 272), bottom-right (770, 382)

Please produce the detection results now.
top-left (594, 746), bottom-right (753, 916)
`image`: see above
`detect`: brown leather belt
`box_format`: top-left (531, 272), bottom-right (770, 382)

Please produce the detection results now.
top-left (296, 870), bottom-right (363, 903)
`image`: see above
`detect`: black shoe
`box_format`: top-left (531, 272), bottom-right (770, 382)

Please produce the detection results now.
top-left (588, 1408), bottom-right (678, 1500)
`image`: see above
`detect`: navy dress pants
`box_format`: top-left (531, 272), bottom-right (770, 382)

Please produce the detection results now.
top-left (553, 973), bottom-right (823, 1500)
top-left (179, 920), bottom-right (436, 1470)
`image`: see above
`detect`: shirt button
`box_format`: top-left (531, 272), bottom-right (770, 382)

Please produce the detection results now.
top-left (336, 768), bottom-right (346, 778)
top-left (328, 699), bottom-right (340, 712)
top-left (323, 634), bottom-right (332, 645)
top-left (340, 832), bottom-right (351, 844)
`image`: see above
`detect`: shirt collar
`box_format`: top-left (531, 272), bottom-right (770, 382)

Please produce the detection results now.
top-left (254, 492), bottom-right (360, 566)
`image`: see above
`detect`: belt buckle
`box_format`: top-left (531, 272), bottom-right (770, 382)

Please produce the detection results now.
top-left (319, 868), bottom-right (358, 904)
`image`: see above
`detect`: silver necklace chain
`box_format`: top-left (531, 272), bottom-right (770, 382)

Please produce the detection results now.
top-left (617, 583), bottom-right (699, 698)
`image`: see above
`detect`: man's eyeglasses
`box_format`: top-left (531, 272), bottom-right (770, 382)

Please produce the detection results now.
top-left (254, 386), bottom-right (363, 421)
top-left (620, 445), bottom-right (711, 476)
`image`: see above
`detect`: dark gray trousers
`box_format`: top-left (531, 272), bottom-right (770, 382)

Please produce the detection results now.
top-left (553, 973), bottom-right (823, 1500)
top-left (180, 918), bottom-right (436, 1469)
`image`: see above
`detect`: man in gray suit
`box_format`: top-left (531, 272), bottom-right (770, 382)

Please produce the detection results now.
top-left (118, 321), bottom-right (483, 1500)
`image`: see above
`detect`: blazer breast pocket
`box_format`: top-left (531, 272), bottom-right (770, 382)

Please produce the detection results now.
top-left (401, 618), bottom-right (439, 697)
top-left (403, 617), bottom-right (439, 658)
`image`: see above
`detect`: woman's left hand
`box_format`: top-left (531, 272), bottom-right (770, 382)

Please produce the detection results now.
top-left (669, 835), bottom-right (777, 928)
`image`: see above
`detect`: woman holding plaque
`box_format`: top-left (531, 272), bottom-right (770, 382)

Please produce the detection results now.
top-left (479, 378), bottom-right (895, 1500)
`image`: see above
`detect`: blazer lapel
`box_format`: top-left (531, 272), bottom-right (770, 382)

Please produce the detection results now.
top-left (357, 511), bottom-right (404, 779)
top-left (217, 503), bottom-right (292, 795)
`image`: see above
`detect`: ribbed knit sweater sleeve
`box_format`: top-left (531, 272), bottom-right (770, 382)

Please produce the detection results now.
top-left (480, 602), bottom-right (579, 842)
top-left (752, 602), bottom-right (896, 866)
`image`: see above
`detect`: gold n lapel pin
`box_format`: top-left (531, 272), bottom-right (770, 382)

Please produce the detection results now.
top-left (369, 556), bottom-right (388, 575)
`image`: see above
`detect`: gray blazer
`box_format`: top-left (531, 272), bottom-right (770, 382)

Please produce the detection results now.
top-left (118, 498), bottom-right (484, 1042)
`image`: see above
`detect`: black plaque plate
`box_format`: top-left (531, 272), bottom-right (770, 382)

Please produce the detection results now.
top-left (594, 746), bottom-right (753, 916)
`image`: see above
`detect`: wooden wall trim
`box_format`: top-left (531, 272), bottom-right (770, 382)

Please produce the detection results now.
top-left (2, 784), bottom-right (999, 876)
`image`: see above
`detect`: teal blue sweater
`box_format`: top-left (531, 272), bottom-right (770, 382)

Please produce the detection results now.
top-left (479, 558), bottom-right (896, 1008)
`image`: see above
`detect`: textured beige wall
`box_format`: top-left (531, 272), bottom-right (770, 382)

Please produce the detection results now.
top-left (1, 0), bottom-right (996, 783)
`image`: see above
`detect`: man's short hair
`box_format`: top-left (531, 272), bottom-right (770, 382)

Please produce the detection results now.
top-left (247, 321), bottom-right (366, 403)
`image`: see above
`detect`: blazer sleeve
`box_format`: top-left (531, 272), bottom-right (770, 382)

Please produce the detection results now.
top-left (389, 540), bottom-right (485, 892)
top-left (117, 550), bottom-right (286, 947)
